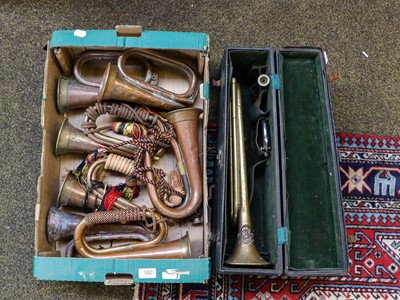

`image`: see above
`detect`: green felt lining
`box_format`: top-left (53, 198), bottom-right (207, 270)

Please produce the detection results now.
top-left (278, 51), bottom-right (344, 270)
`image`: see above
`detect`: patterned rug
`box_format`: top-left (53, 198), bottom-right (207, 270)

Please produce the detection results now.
top-left (135, 128), bottom-right (400, 299)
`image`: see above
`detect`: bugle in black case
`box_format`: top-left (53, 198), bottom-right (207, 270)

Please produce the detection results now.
top-left (212, 47), bottom-right (348, 276)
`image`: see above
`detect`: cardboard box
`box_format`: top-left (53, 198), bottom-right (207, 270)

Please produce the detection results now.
top-left (34, 27), bottom-right (211, 284)
top-left (212, 47), bottom-right (349, 276)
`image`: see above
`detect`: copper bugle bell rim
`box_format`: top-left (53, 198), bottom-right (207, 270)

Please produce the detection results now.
top-left (163, 107), bottom-right (203, 124)
top-left (57, 76), bottom-right (68, 113)
top-left (55, 118), bottom-right (70, 156)
top-left (97, 62), bottom-right (114, 101)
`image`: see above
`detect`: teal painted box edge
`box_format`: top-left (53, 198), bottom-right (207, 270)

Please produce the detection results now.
top-left (33, 257), bottom-right (210, 283)
top-left (50, 30), bottom-right (209, 51)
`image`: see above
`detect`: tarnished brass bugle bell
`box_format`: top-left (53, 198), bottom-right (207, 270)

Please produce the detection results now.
top-left (57, 77), bottom-right (99, 113)
top-left (47, 207), bottom-right (84, 243)
top-left (144, 108), bottom-right (203, 219)
top-left (74, 209), bottom-right (191, 259)
top-left (97, 49), bottom-right (198, 110)
top-left (55, 118), bottom-right (99, 156)
top-left (55, 117), bottom-right (137, 159)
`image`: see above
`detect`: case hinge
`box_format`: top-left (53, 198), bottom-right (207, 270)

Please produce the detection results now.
top-left (277, 227), bottom-right (287, 245)
top-left (271, 74), bottom-right (281, 90)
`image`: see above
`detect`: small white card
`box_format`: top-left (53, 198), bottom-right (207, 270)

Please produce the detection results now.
top-left (138, 268), bottom-right (157, 279)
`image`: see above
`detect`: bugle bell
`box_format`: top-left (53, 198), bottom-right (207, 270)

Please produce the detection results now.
top-left (55, 117), bottom-right (139, 159)
top-left (55, 118), bottom-right (99, 156)
top-left (47, 206), bottom-right (84, 243)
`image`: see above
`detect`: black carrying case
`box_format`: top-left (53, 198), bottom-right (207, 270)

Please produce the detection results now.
top-left (212, 47), bottom-right (349, 276)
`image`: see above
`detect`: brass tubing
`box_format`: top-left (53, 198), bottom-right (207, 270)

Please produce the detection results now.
top-left (225, 78), bottom-right (271, 267)
top-left (73, 51), bottom-right (155, 87)
top-left (229, 89), bottom-right (239, 226)
top-left (57, 50), bottom-right (156, 113)
top-left (117, 49), bottom-right (197, 104)
top-left (98, 63), bottom-right (185, 110)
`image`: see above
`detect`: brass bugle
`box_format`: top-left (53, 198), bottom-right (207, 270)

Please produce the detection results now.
top-left (225, 78), bottom-right (271, 267)
top-left (57, 172), bottom-right (168, 247)
top-left (55, 118), bottom-right (138, 159)
top-left (46, 207), bottom-right (154, 244)
top-left (74, 209), bottom-right (191, 259)
top-left (57, 50), bottom-right (157, 113)
top-left (144, 108), bottom-right (203, 219)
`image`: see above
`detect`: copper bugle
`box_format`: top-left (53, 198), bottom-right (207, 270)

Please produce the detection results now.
top-left (57, 51), bottom-right (158, 113)
top-left (117, 49), bottom-right (197, 104)
top-left (57, 50), bottom-right (157, 113)
top-left (96, 49), bottom-right (198, 110)
top-left (74, 209), bottom-right (191, 259)
top-left (98, 62), bottom-right (185, 110)
top-left (144, 108), bottom-right (203, 219)
top-left (225, 78), bottom-right (271, 267)
top-left (57, 172), bottom-right (168, 247)
top-left (55, 117), bottom-right (137, 159)
top-left (47, 207), bottom-right (153, 244)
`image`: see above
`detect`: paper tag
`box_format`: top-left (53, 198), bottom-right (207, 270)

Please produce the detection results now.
top-left (138, 268), bottom-right (157, 279)
top-left (74, 30), bottom-right (87, 38)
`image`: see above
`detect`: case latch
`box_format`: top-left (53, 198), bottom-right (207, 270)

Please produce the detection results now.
top-left (115, 25), bottom-right (142, 37)
top-left (277, 227), bottom-right (288, 245)
top-left (270, 74), bottom-right (281, 90)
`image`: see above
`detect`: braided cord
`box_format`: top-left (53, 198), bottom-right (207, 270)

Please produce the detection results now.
top-left (84, 207), bottom-right (158, 232)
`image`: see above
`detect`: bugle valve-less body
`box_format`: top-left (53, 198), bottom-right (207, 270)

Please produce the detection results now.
top-left (225, 78), bottom-right (271, 267)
